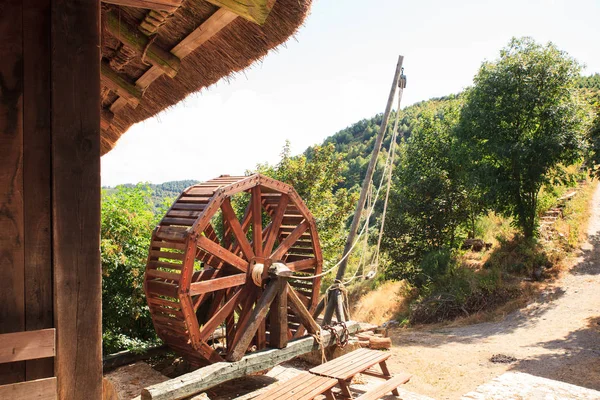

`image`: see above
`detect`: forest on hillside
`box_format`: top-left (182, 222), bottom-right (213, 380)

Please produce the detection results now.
top-left (101, 38), bottom-right (600, 353)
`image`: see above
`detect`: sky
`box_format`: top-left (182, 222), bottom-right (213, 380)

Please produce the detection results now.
top-left (101, 0), bottom-right (600, 187)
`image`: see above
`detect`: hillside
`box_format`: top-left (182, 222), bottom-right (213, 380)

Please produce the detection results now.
top-left (307, 73), bottom-right (600, 193)
top-left (103, 179), bottom-right (199, 206)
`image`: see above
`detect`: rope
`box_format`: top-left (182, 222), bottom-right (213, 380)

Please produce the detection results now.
top-left (251, 263), bottom-right (264, 286)
top-left (371, 87), bottom-right (404, 274)
top-left (310, 328), bottom-right (327, 364)
top-left (291, 80), bottom-right (405, 283)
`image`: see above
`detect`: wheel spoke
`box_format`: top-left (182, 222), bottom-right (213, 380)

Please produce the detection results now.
top-left (286, 257), bottom-right (317, 272)
top-left (271, 219), bottom-right (309, 260)
top-left (263, 194), bottom-right (289, 256)
top-left (221, 198), bottom-right (255, 260)
top-left (251, 186), bottom-right (263, 257)
top-left (199, 288), bottom-right (243, 342)
top-left (197, 235), bottom-right (248, 272)
top-left (287, 283), bottom-right (319, 335)
top-left (189, 273), bottom-right (246, 296)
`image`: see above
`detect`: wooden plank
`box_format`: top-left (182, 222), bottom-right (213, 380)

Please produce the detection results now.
top-left (221, 198), bottom-right (254, 260)
top-left (171, 8), bottom-right (237, 58)
top-left (101, 0), bottom-right (183, 12)
top-left (271, 220), bottom-right (309, 260)
top-left (0, 329), bottom-right (55, 364)
top-left (0, 377), bottom-right (57, 400)
top-left (104, 11), bottom-right (180, 78)
top-left (51, 5), bottom-right (102, 399)
top-left (198, 289), bottom-right (242, 342)
top-left (101, 60), bottom-right (142, 106)
top-left (355, 373), bottom-right (411, 400)
top-left (23, 0), bottom-right (54, 381)
top-left (0, 0), bottom-right (25, 385)
top-left (141, 321), bottom-right (371, 400)
top-left (263, 194), bottom-right (288, 256)
top-left (203, 0), bottom-right (272, 25)
top-left (189, 274), bottom-right (246, 296)
top-left (287, 258), bottom-right (316, 272)
top-left (226, 279), bottom-right (279, 361)
top-left (251, 186), bottom-right (263, 257)
top-left (254, 373), bottom-right (338, 400)
top-left (197, 235), bottom-right (248, 272)
top-left (286, 284), bottom-right (319, 335)
top-left (269, 279), bottom-right (287, 349)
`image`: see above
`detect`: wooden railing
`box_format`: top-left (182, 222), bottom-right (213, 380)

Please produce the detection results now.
top-left (0, 328), bottom-right (57, 399)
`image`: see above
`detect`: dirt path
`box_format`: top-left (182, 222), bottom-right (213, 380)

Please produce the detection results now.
top-left (385, 185), bottom-right (600, 399)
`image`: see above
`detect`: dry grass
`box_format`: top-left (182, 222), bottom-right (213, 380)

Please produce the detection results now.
top-left (351, 281), bottom-right (411, 325)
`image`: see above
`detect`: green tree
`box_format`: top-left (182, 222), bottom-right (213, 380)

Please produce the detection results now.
top-left (458, 37), bottom-right (587, 238)
top-left (383, 100), bottom-right (473, 287)
top-left (254, 142), bottom-right (358, 265)
top-left (101, 184), bottom-right (164, 353)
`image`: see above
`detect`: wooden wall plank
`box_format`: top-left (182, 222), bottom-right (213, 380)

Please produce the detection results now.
top-left (0, 329), bottom-right (55, 364)
top-left (0, 377), bottom-right (57, 400)
top-left (51, 0), bottom-right (102, 399)
top-left (23, 0), bottom-right (54, 381)
top-left (0, 0), bottom-right (25, 385)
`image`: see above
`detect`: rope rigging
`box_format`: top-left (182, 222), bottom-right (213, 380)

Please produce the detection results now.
top-left (291, 66), bottom-right (406, 285)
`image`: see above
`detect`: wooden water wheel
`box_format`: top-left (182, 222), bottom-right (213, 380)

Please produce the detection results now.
top-left (144, 174), bottom-right (323, 365)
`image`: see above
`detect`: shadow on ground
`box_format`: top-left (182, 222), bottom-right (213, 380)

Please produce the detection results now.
top-left (508, 316), bottom-right (600, 391)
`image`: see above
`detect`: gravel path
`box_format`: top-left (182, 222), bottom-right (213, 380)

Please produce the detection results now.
top-left (385, 184), bottom-right (600, 399)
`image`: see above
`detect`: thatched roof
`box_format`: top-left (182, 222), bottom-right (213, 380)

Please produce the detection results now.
top-left (100, 0), bottom-right (311, 155)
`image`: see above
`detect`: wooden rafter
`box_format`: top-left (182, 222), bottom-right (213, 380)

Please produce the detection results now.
top-left (104, 11), bottom-right (180, 78)
top-left (109, 7), bottom-right (239, 113)
top-left (102, 0), bottom-right (183, 12)
top-left (101, 60), bottom-right (142, 106)
top-left (204, 0), bottom-right (274, 25)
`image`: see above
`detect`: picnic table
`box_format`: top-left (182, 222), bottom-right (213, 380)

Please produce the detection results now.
top-left (254, 348), bottom-right (411, 400)
top-left (309, 348), bottom-right (404, 398)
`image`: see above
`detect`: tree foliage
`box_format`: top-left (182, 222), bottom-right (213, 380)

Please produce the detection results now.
top-left (101, 184), bottom-right (165, 353)
top-left (382, 100), bottom-right (477, 286)
top-left (254, 142), bottom-right (358, 264)
top-left (458, 37), bottom-right (587, 238)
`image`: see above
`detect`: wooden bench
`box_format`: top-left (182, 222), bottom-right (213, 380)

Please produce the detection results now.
top-left (309, 348), bottom-right (409, 398)
top-left (253, 372), bottom-right (338, 400)
top-left (0, 328), bottom-right (57, 400)
top-left (355, 373), bottom-right (412, 400)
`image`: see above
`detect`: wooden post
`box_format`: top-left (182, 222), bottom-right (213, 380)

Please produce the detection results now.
top-left (323, 55), bottom-right (404, 324)
top-left (0, 0), bottom-right (25, 385)
top-left (51, 0), bottom-right (102, 399)
top-left (23, 0), bottom-right (53, 381)
top-left (269, 278), bottom-right (288, 349)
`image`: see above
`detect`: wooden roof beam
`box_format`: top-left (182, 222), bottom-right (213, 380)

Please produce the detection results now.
top-left (102, 0), bottom-right (183, 13)
top-left (109, 8), bottom-right (238, 113)
top-left (105, 11), bottom-right (180, 78)
top-left (101, 60), bottom-right (143, 106)
top-left (204, 0), bottom-right (274, 25)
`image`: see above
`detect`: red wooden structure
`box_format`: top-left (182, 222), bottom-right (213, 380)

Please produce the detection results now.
top-left (145, 174), bottom-right (322, 364)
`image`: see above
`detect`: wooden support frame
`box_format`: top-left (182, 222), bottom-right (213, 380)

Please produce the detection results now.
top-left (101, 60), bottom-right (143, 106)
top-left (110, 7), bottom-right (239, 113)
top-left (203, 0), bottom-right (274, 25)
top-left (104, 11), bottom-right (180, 78)
top-left (52, 0), bottom-right (103, 398)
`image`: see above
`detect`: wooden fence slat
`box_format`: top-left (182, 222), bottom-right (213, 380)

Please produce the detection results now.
top-left (0, 329), bottom-right (55, 364)
top-left (0, 377), bottom-right (57, 400)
